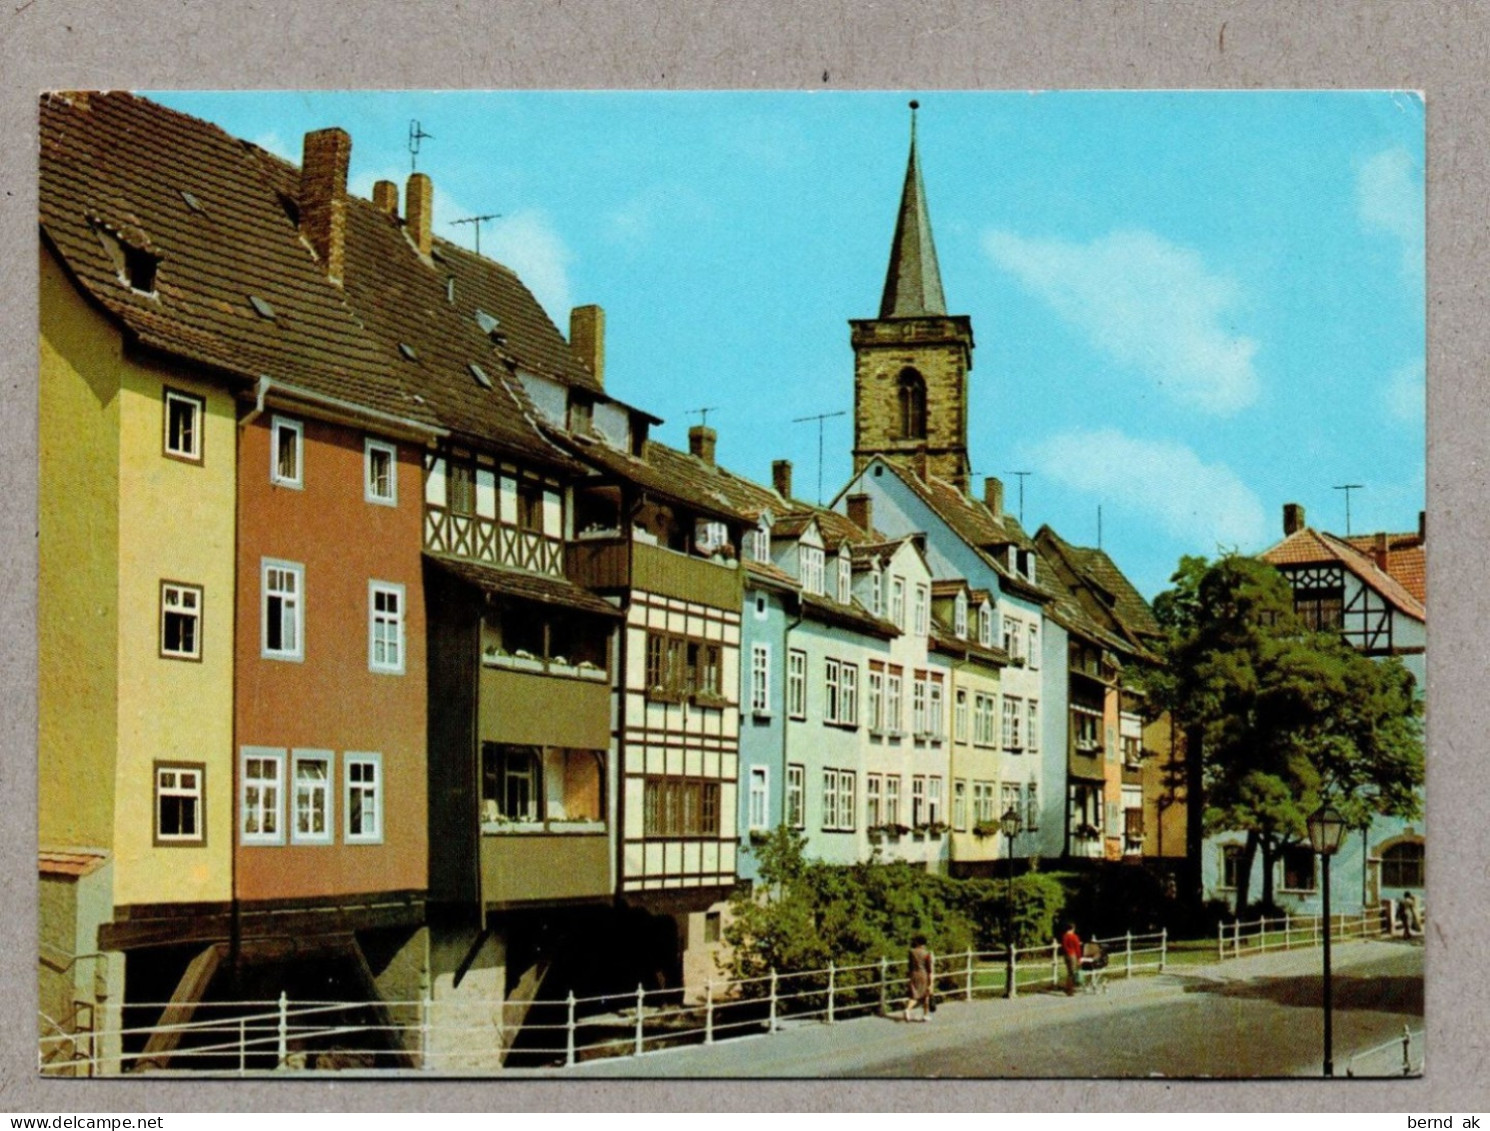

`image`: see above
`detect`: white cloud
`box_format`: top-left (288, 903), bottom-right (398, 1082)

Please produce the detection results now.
top-left (1384, 359), bottom-right (1425, 425)
top-left (983, 229), bottom-right (1260, 415)
top-left (1357, 147), bottom-right (1424, 282)
top-left (1030, 428), bottom-right (1267, 550)
top-left (606, 183), bottom-right (712, 247)
top-left (349, 167), bottom-right (575, 322)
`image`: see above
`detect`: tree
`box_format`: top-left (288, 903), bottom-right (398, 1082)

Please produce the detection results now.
top-left (1150, 554), bottom-right (1423, 913)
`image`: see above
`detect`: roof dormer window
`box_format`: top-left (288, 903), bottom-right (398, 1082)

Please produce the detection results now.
top-left (749, 517), bottom-right (772, 564)
top-left (93, 220), bottom-right (159, 295)
top-left (869, 568), bottom-right (883, 617)
top-left (978, 603), bottom-right (993, 648)
top-left (837, 550), bottom-right (852, 605)
top-left (800, 545), bottom-right (825, 596)
top-left (955, 592), bottom-right (968, 639)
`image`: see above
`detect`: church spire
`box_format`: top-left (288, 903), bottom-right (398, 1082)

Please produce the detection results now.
top-left (879, 100), bottom-right (947, 319)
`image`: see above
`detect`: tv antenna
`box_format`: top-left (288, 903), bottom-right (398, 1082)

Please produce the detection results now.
top-left (791, 409), bottom-right (847, 504)
top-left (451, 213), bottom-right (501, 256)
top-left (1333, 483), bottom-right (1364, 535)
top-left (408, 120), bottom-right (434, 172)
top-left (1007, 470), bottom-right (1032, 526)
top-left (689, 407), bottom-right (719, 428)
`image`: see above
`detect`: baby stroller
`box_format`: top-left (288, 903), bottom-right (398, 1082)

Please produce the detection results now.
top-left (1080, 941), bottom-right (1110, 994)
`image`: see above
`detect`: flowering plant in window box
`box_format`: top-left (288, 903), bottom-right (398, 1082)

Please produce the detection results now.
top-left (870, 822), bottom-right (910, 838)
top-left (693, 691), bottom-right (730, 709)
top-left (972, 820), bottom-right (1001, 839)
top-left (924, 821), bottom-right (950, 837)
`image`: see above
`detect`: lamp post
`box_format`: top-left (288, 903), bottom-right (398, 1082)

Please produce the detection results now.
top-left (1307, 802), bottom-right (1349, 1077)
top-left (1001, 805), bottom-right (1023, 999)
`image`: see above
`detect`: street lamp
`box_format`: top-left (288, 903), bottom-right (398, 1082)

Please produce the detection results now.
top-left (1307, 802), bottom-right (1350, 1077)
top-left (1001, 805), bottom-right (1023, 999)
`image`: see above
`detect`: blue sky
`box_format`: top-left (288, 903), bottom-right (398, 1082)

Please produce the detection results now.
top-left (147, 91), bottom-right (1425, 599)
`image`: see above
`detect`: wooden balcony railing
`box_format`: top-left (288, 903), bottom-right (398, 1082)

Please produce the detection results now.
top-left (425, 508), bottom-right (563, 577)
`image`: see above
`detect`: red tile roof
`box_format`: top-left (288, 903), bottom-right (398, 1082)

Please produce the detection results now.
top-left (1262, 527), bottom-right (1426, 621)
top-left (1343, 533), bottom-right (1427, 603)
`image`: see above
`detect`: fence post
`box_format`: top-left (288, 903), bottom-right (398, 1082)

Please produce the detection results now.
top-left (879, 956), bottom-right (889, 1015)
top-left (1217, 920), bottom-right (1224, 961)
top-left (1009, 942), bottom-right (1019, 999)
top-left (964, 948), bottom-right (974, 1001)
top-left (634, 983), bottom-right (645, 1058)
top-left (769, 969), bottom-right (779, 1032)
top-left (1159, 928), bottom-right (1168, 973)
top-left (276, 991), bottom-right (288, 1070)
top-left (1284, 913), bottom-right (1290, 950)
top-left (826, 962), bottom-right (836, 1024)
top-left (238, 1017), bottom-right (246, 1077)
top-left (1234, 918), bottom-right (1241, 959)
top-left (565, 991), bottom-right (576, 1068)
top-left (705, 981), bottom-right (714, 1045)
top-left (1402, 1024), bottom-right (1411, 1076)
top-left (1125, 931), bottom-right (1133, 979)
top-left (1051, 941), bottom-right (1059, 986)
top-left (420, 981), bottom-right (432, 1071)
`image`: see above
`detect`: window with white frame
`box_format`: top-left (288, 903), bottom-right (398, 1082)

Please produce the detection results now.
top-left (824, 658), bottom-right (842, 723)
top-left (954, 688), bottom-right (969, 742)
top-left (890, 576), bottom-right (905, 630)
top-left (155, 763), bottom-right (203, 844)
top-left (913, 584), bottom-right (929, 636)
top-left (954, 592), bottom-right (968, 639)
top-left (748, 766), bottom-right (769, 831)
top-left (365, 438), bottom-right (398, 505)
top-left (345, 753), bottom-right (382, 843)
top-left (886, 669), bottom-right (903, 733)
top-left (369, 581), bottom-right (405, 674)
top-left (292, 750), bottom-right (333, 844)
top-left (800, 545), bottom-right (825, 595)
top-left (912, 673), bottom-right (928, 735)
top-left (838, 771), bottom-right (855, 832)
top-left (786, 764), bottom-right (805, 828)
top-left (979, 604), bottom-right (993, 648)
top-left (869, 569), bottom-right (882, 616)
top-left (928, 777), bottom-right (943, 825)
top-left (821, 769), bottom-right (839, 831)
top-left (885, 775), bottom-right (902, 826)
top-left (952, 779), bottom-right (967, 831)
top-left (1025, 782), bottom-right (1040, 832)
top-left (1027, 700), bottom-right (1039, 753)
top-left (787, 649), bottom-right (807, 719)
top-left (866, 774), bottom-right (883, 826)
top-left (748, 520), bottom-right (772, 564)
top-left (270, 415), bottom-right (303, 488)
top-left (1004, 616), bottom-right (1021, 662)
top-left (973, 781), bottom-right (995, 824)
top-left (928, 675), bottom-right (944, 739)
top-left (241, 749), bottom-right (285, 845)
top-left (262, 560), bottom-right (303, 661)
top-left (163, 388), bottom-right (204, 463)
top-left (160, 581), bottom-right (202, 660)
top-left (840, 663), bottom-right (858, 725)
top-left (1027, 623), bottom-right (1039, 669)
top-left (1003, 695), bottom-right (1023, 750)
top-left (750, 644), bottom-right (770, 713)
top-left (868, 663), bottom-right (885, 731)
top-left (837, 552), bottom-right (852, 604)
top-left (974, 693), bottom-right (997, 746)
top-left (912, 775), bottom-right (926, 827)
top-left (1002, 782), bottom-right (1022, 819)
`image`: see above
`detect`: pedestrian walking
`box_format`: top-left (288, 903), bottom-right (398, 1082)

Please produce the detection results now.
top-left (1061, 922), bottom-right (1083, 995)
top-left (904, 934), bottom-right (934, 1022)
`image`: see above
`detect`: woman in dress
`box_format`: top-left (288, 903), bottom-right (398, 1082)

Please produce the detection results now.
top-left (904, 934), bottom-right (934, 1022)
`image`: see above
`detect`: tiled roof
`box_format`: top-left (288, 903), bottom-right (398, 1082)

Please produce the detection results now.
top-left (39, 849), bottom-right (108, 878)
top-left (564, 437), bottom-right (749, 523)
top-left (244, 146), bottom-right (582, 469)
top-left (1262, 528), bottom-right (1426, 622)
top-left (799, 592), bottom-right (900, 639)
top-left (927, 618), bottom-right (1009, 668)
top-left (39, 92), bottom-right (437, 429)
top-left (1344, 533), bottom-right (1427, 603)
top-left (425, 553), bottom-right (622, 618)
top-left (1034, 526), bottom-right (1157, 660)
top-left (857, 459), bottom-right (1051, 601)
top-left (744, 559), bottom-right (799, 590)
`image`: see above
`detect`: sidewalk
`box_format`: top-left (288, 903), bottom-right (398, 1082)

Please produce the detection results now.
top-left (519, 938), bottom-right (1418, 1078)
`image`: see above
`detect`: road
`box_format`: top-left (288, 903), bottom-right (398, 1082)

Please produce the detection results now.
top-left (554, 940), bottom-right (1423, 1079)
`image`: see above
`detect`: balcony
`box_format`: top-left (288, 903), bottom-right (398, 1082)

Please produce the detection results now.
top-left (479, 664), bottom-right (611, 749)
top-left (426, 507), bottom-right (563, 577)
top-left (479, 826), bottom-right (610, 908)
top-left (567, 537), bottom-right (742, 610)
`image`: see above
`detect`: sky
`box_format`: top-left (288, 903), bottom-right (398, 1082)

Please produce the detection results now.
top-left (146, 91), bottom-right (1425, 599)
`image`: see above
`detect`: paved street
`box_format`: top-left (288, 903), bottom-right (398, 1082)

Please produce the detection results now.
top-left (541, 939), bottom-right (1422, 1079)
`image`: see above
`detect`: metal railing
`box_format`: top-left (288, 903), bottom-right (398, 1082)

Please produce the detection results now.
top-left (1344, 1025), bottom-right (1423, 1077)
top-left (38, 930), bottom-right (1171, 1075)
top-left (1214, 908), bottom-right (1390, 961)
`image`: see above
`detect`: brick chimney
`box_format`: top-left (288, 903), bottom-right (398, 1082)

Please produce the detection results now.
top-left (846, 493), bottom-right (873, 534)
top-left (689, 425), bottom-right (717, 466)
top-left (570, 304), bottom-right (605, 387)
top-left (984, 476), bottom-right (1004, 517)
top-left (1283, 502), bottom-right (1305, 535)
top-left (299, 128), bottom-right (351, 284)
top-left (372, 179), bottom-right (398, 216)
top-left (772, 460), bottom-right (793, 500)
top-left (406, 172), bottom-right (433, 258)
top-left (1372, 531), bottom-right (1390, 570)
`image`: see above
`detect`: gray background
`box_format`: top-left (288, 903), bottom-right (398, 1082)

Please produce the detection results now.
top-left (1, 0), bottom-right (1484, 1113)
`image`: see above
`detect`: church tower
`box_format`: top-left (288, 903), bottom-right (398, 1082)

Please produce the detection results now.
top-left (851, 101), bottom-right (975, 494)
